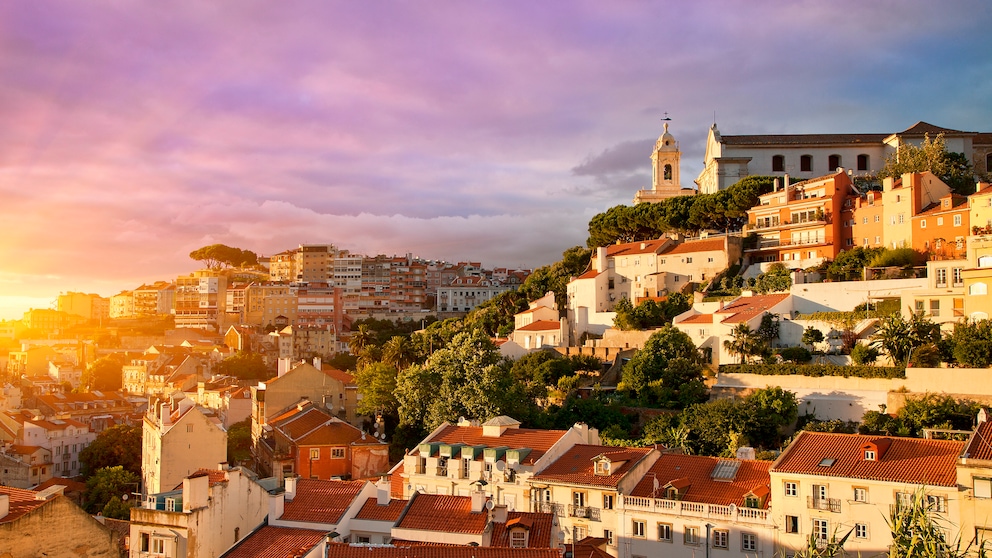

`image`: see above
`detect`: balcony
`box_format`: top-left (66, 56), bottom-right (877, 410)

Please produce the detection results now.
top-left (745, 236), bottom-right (829, 252)
top-left (533, 501), bottom-right (564, 515)
top-left (808, 497), bottom-right (841, 513)
top-left (568, 505), bottom-right (601, 521)
top-left (621, 496), bottom-right (771, 525)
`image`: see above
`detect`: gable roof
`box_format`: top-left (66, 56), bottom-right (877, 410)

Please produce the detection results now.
top-left (270, 404), bottom-right (368, 447)
top-left (490, 512), bottom-right (556, 548)
top-left (716, 293), bottom-right (790, 324)
top-left (516, 320), bottom-right (561, 332)
top-left (422, 425), bottom-right (568, 465)
top-left (663, 238), bottom-right (726, 255)
top-left (0, 486), bottom-right (56, 524)
top-left (628, 454), bottom-right (771, 507)
top-left (325, 545), bottom-right (561, 558)
top-left (394, 493), bottom-right (489, 534)
top-left (531, 444), bottom-right (653, 488)
top-left (354, 496), bottom-right (407, 522)
top-left (280, 479), bottom-right (366, 524)
top-left (772, 431), bottom-right (963, 486)
top-left (606, 238), bottom-right (670, 257)
top-left (220, 525), bottom-right (326, 558)
top-left (964, 420), bottom-right (992, 460)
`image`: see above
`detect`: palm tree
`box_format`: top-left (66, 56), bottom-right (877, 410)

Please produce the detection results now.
top-left (348, 324), bottom-right (376, 356)
top-left (724, 323), bottom-right (764, 364)
top-left (382, 336), bottom-right (416, 370)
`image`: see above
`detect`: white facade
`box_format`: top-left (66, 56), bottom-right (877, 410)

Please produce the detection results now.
top-left (142, 399), bottom-right (227, 495)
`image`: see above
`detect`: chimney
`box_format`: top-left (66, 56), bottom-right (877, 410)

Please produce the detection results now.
top-left (773, 178), bottom-right (780, 192)
top-left (376, 477), bottom-right (390, 505)
top-left (284, 476), bottom-right (297, 501)
top-left (492, 504), bottom-right (508, 523)
top-left (278, 357), bottom-right (291, 377)
top-left (595, 247), bottom-right (607, 273)
top-left (183, 473), bottom-right (210, 512)
top-left (471, 490), bottom-right (486, 513)
top-left (312, 356), bottom-right (321, 370)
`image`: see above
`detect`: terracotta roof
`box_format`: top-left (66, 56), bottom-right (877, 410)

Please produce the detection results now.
top-left (678, 313), bottom-right (713, 324)
top-left (721, 133), bottom-right (888, 146)
top-left (532, 444), bottom-right (653, 488)
top-left (570, 537), bottom-right (613, 558)
top-left (221, 525), bottom-right (326, 558)
top-left (35, 477), bottom-right (87, 494)
top-left (605, 238), bottom-right (669, 256)
top-left (0, 486), bottom-right (55, 524)
top-left (964, 420), bottom-right (992, 460)
top-left (663, 238), bottom-right (725, 255)
top-left (320, 367), bottom-right (356, 385)
top-left (772, 431), bottom-right (963, 486)
top-left (270, 404), bottom-right (363, 446)
top-left (628, 454), bottom-right (771, 507)
top-left (717, 293), bottom-right (790, 324)
top-left (490, 512), bottom-right (556, 548)
top-left (574, 269), bottom-right (603, 280)
top-left (389, 462), bottom-right (405, 498)
top-left (325, 544), bottom-right (561, 558)
top-left (354, 496), bottom-right (407, 522)
top-left (280, 479), bottom-right (366, 524)
top-left (395, 493), bottom-right (489, 534)
top-left (899, 121), bottom-right (970, 136)
top-left (173, 469), bottom-right (228, 490)
top-left (422, 424), bottom-right (569, 465)
top-left (915, 195), bottom-right (968, 216)
top-left (516, 320), bottom-right (561, 332)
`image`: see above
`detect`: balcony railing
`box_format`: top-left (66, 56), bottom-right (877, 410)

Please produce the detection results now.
top-left (533, 501), bottom-right (564, 515)
top-left (621, 496), bottom-right (771, 524)
top-left (745, 237), bottom-right (829, 251)
top-left (568, 505), bottom-right (601, 521)
top-left (808, 497), bottom-right (841, 513)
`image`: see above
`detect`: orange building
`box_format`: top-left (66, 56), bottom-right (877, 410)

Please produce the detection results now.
top-left (848, 189), bottom-right (885, 249)
top-left (744, 171), bottom-right (855, 266)
top-left (912, 193), bottom-right (970, 260)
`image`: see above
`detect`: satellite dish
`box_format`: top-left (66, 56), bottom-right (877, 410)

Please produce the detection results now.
top-left (484, 500), bottom-right (495, 511)
top-left (495, 460), bottom-right (506, 472)
top-left (121, 494), bottom-right (128, 501)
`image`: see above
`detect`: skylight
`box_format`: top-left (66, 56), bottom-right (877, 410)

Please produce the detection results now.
top-left (818, 458), bottom-right (836, 467)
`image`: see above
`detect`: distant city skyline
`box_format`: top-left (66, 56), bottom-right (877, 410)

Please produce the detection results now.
top-left (2, 1), bottom-right (991, 319)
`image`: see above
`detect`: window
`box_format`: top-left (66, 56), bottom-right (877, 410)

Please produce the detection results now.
top-left (864, 449), bottom-right (876, 460)
top-left (971, 283), bottom-right (988, 296)
top-left (141, 533), bottom-right (150, 552)
top-left (931, 299), bottom-right (940, 317)
top-left (801, 155), bottom-right (813, 172)
top-left (685, 526), bottom-right (700, 545)
top-left (742, 532), bottom-right (757, 551)
top-left (632, 520), bottom-right (646, 538)
top-left (187, 424), bottom-right (193, 433)
top-left (602, 494), bottom-right (614, 510)
top-left (152, 538), bottom-right (165, 554)
top-left (658, 523), bottom-right (673, 542)
top-left (603, 529), bottom-right (614, 546)
top-left (936, 268), bottom-right (948, 287)
top-left (745, 495), bottom-right (761, 508)
top-left (938, 217), bottom-right (944, 226)
top-left (785, 481), bottom-right (798, 497)
top-left (977, 477), bottom-right (992, 499)
top-left (713, 529), bottom-right (729, 549)
top-left (927, 494), bottom-right (947, 512)
top-left (310, 448), bottom-right (320, 460)
top-left (898, 214), bottom-right (905, 224)
top-left (510, 530), bottom-right (527, 548)
top-left (829, 154), bottom-right (841, 170)
top-left (773, 155), bottom-right (785, 172)
top-left (854, 487), bottom-right (868, 502)
top-left (813, 518), bottom-right (829, 541)
top-left (785, 515), bottom-right (800, 534)
top-left (920, 219), bottom-right (927, 229)
top-left (955, 214), bottom-right (963, 226)
top-left (953, 268), bottom-right (963, 286)
top-left (595, 461), bottom-right (610, 475)
top-left (858, 154), bottom-right (870, 171)
top-left (685, 257), bottom-right (693, 263)
top-left (165, 498), bottom-right (177, 512)
top-left (331, 448), bottom-right (345, 459)
top-left (856, 523), bottom-right (869, 539)
top-left (573, 491), bottom-right (586, 507)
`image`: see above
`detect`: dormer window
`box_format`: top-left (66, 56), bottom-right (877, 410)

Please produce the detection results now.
top-left (594, 460), bottom-right (610, 476)
top-left (666, 487), bottom-right (679, 500)
top-left (744, 495), bottom-right (760, 509)
top-left (864, 450), bottom-right (876, 461)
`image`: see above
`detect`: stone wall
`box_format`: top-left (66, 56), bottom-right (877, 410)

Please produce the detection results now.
top-left (0, 495), bottom-right (120, 558)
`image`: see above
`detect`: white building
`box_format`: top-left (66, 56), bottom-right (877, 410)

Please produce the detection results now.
top-left (142, 397), bottom-right (227, 495)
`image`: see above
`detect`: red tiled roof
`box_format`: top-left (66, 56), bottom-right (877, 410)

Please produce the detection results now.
top-left (570, 537), bottom-right (613, 558)
top-left (532, 444), bottom-right (653, 488)
top-left (965, 421), bottom-right (992, 460)
top-left (389, 462), bottom-right (405, 498)
top-left (222, 525), bottom-right (326, 558)
top-left (354, 496), bottom-right (407, 522)
top-left (605, 238), bottom-right (669, 256)
top-left (423, 425), bottom-right (569, 465)
top-left (490, 512), bottom-right (556, 548)
top-left (663, 238), bottom-right (725, 255)
top-left (280, 479), bottom-right (366, 524)
top-left (321, 367), bottom-right (355, 385)
top-left (899, 121), bottom-right (970, 136)
top-left (678, 313), bottom-right (713, 324)
top-left (628, 454), bottom-right (771, 507)
top-left (574, 269), bottom-right (603, 280)
top-left (35, 477), bottom-right (87, 494)
top-left (772, 431), bottom-right (964, 486)
top-left (718, 293), bottom-right (790, 324)
top-left (270, 404), bottom-right (364, 446)
top-left (326, 544), bottom-right (561, 558)
top-left (914, 195), bottom-right (968, 217)
top-left (395, 493), bottom-right (489, 534)
top-left (174, 469), bottom-right (228, 490)
top-left (516, 320), bottom-right (560, 332)
top-left (0, 486), bottom-right (55, 524)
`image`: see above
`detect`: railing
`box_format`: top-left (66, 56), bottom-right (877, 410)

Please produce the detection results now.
top-left (568, 505), bottom-right (601, 521)
top-left (808, 497), bottom-right (841, 513)
top-left (745, 237), bottom-right (828, 251)
top-left (533, 501), bottom-right (564, 515)
top-left (620, 496), bottom-right (770, 523)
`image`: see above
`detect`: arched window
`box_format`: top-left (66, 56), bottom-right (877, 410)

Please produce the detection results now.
top-left (970, 282), bottom-right (988, 296)
top-left (801, 155), bottom-right (813, 172)
top-left (829, 154), bottom-right (842, 171)
top-left (857, 154), bottom-right (870, 171)
top-left (664, 164), bottom-right (672, 180)
top-left (772, 155), bottom-right (785, 172)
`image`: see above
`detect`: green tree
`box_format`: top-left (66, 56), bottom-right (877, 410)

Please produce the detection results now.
top-left (878, 133), bottom-right (977, 197)
top-left (84, 466), bottom-right (140, 515)
top-left (724, 323), bottom-right (768, 364)
top-left (215, 351), bottom-right (269, 380)
top-left (850, 343), bottom-right (880, 365)
top-left (751, 263), bottom-right (792, 294)
top-left (395, 330), bottom-right (533, 431)
top-left (354, 362), bottom-right (400, 417)
top-left (79, 424), bottom-right (141, 478)
top-left (382, 336), bottom-right (416, 370)
top-left (872, 312), bottom-right (940, 365)
top-left (189, 244), bottom-right (259, 269)
top-left (83, 355), bottom-right (124, 392)
top-left (825, 247), bottom-right (882, 282)
top-left (619, 325), bottom-right (702, 406)
top-left (227, 418), bottom-right (252, 466)
top-left (950, 320), bottom-right (992, 367)
top-left (349, 324), bottom-right (378, 356)
top-left (802, 326), bottom-right (825, 352)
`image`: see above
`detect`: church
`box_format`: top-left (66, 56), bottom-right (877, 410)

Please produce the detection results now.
top-left (633, 121), bottom-right (697, 203)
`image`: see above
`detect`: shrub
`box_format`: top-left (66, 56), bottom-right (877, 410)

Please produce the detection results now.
top-left (850, 343), bottom-right (880, 365)
top-left (777, 346), bottom-right (812, 364)
top-left (720, 363), bottom-right (905, 379)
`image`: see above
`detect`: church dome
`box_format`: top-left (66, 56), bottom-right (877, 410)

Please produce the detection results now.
top-left (656, 122), bottom-right (677, 151)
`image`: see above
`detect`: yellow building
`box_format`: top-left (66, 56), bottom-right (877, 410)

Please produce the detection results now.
top-left (963, 233), bottom-right (992, 321)
top-left (880, 171), bottom-right (951, 250)
top-left (769, 431), bottom-right (964, 557)
top-left (957, 414), bottom-right (992, 549)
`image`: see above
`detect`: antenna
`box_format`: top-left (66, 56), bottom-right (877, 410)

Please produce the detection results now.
top-left (661, 112), bottom-right (671, 121)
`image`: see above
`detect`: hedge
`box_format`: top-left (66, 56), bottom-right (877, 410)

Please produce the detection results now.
top-left (719, 363), bottom-right (905, 379)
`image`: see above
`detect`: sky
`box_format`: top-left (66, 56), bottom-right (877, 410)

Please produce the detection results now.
top-left (1, 1), bottom-right (991, 319)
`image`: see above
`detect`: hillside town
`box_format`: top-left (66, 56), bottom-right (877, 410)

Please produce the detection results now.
top-left (4, 120), bottom-right (992, 558)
